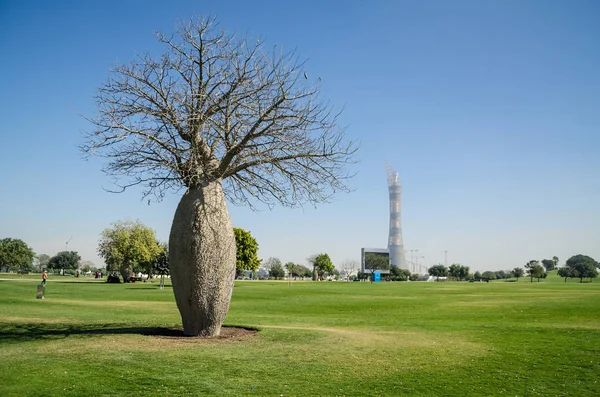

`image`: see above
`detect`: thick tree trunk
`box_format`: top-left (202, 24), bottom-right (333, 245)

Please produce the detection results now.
top-left (169, 180), bottom-right (236, 336)
top-left (119, 265), bottom-right (131, 283)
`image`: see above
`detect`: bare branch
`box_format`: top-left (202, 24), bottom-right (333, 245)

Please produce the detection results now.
top-left (82, 15), bottom-right (358, 206)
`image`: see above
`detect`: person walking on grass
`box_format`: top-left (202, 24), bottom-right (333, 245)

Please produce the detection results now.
top-left (42, 270), bottom-right (47, 286)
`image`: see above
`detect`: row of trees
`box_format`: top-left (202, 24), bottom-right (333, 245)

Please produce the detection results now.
top-left (0, 238), bottom-right (87, 275)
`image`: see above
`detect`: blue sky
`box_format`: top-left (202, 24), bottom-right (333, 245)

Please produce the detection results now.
top-left (1, 0), bottom-right (598, 272)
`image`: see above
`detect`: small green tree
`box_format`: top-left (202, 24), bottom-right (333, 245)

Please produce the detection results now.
top-left (0, 238), bottom-right (35, 272)
top-left (541, 259), bottom-right (556, 272)
top-left (234, 228), bottom-right (261, 278)
top-left (36, 254), bottom-right (51, 272)
top-left (512, 267), bottom-right (524, 281)
top-left (263, 257), bottom-right (285, 279)
top-left (151, 244), bottom-right (170, 289)
top-left (308, 253), bottom-right (335, 281)
top-left (448, 264), bottom-right (461, 281)
top-left (362, 252), bottom-right (390, 281)
top-left (428, 264), bottom-right (448, 281)
top-left (48, 251), bottom-right (81, 274)
top-left (525, 260), bottom-right (544, 283)
top-left (474, 271), bottom-right (482, 281)
top-left (98, 220), bottom-right (162, 282)
top-left (557, 266), bottom-right (577, 283)
top-left (565, 254), bottom-right (598, 283)
top-left (481, 271), bottom-right (496, 282)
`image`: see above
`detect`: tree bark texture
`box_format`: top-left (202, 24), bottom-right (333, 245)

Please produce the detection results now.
top-left (169, 181), bottom-right (236, 336)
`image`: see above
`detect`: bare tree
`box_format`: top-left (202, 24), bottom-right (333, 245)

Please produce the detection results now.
top-left (81, 16), bottom-right (358, 336)
top-left (340, 259), bottom-right (359, 281)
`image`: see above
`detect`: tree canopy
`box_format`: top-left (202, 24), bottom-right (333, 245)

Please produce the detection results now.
top-left (362, 252), bottom-right (390, 275)
top-left (234, 228), bottom-right (261, 276)
top-left (541, 259), bottom-right (556, 272)
top-left (308, 253), bottom-right (335, 280)
top-left (98, 220), bottom-right (162, 282)
top-left (263, 257), bottom-right (285, 279)
top-left (512, 267), bottom-right (524, 281)
top-left (525, 260), bottom-right (545, 283)
top-left (481, 271), bottom-right (496, 282)
top-left (564, 254), bottom-right (598, 283)
top-left (428, 264), bottom-right (448, 281)
top-left (48, 251), bottom-right (81, 273)
top-left (0, 238), bottom-right (35, 272)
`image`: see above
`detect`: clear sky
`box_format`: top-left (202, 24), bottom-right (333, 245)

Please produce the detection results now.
top-left (1, 0), bottom-right (598, 273)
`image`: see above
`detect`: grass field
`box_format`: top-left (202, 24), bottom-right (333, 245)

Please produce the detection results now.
top-left (1, 272), bottom-right (599, 396)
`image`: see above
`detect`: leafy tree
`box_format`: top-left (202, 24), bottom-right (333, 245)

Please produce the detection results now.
top-left (98, 220), bottom-right (161, 282)
top-left (82, 16), bottom-right (357, 336)
top-left (340, 259), bottom-right (359, 281)
top-left (541, 259), bottom-right (556, 272)
top-left (234, 228), bottom-right (261, 278)
top-left (362, 252), bottom-right (390, 281)
top-left (481, 271), bottom-right (496, 282)
top-left (264, 257), bottom-right (285, 279)
top-left (0, 238), bottom-right (35, 272)
top-left (48, 251), bottom-right (81, 274)
top-left (79, 260), bottom-right (95, 273)
top-left (565, 254), bottom-right (599, 283)
top-left (552, 256), bottom-right (560, 269)
top-left (448, 264), bottom-right (461, 281)
top-left (309, 253), bottom-right (335, 281)
top-left (36, 254), bottom-right (51, 272)
top-left (512, 267), bottom-right (524, 281)
top-left (458, 265), bottom-right (470, 281)
top-left (262, 257), bottom-right (282, 279)
top-left (428, 264), bottom-right (447, 281)
top-left (151, 244), bottom-right (170, 289)
top-left (473, 271), bottom-right (482, 281)
top-left (284, 262), bottom-right (311, 279)
top-left (557, 266), bottom-right (578, 283)
top-left (525, 260), bottom-right (544, 282)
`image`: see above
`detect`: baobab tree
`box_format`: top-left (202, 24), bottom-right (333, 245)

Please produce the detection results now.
top-left (81, 16), bottom-right (357, 336)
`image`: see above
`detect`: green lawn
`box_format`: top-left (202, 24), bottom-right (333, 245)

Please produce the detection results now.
top-left (0, 273), bottom-right (599, 396)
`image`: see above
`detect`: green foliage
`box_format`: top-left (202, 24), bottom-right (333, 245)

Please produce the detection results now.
top-left (481, 271), bottom-right (496, 282)
top-left (98, 220), bottom-right (161, 279)
top-left (557, 266), bottom-right (578, 283)
top-left (263, 257), bottom-right (285, 279)
top-left (473, 271), bottom-right (482, 281)
top-left (36, 254), bottom-right (51, 271)
top-left (512, 267), bottom-right (524, 280)
top-left (564, 254), bottom-right (599, 283)
top-left (448, 264), bottom-right (469, 281)
top-left (0, 238), bottom-right (35, 272)
top-left (234, 228), bottom-right (260, 275)
top-left (525, 260), bottom-right (545, 283)
top-left (541, 259), bottom-right (556, 272)
top-left (285, 262), bottom-right (311, 279)
top-left (151, 244), bottom-right (169, 276)
top-left (362, 252), bottom-right (390, 274)
top-left (309, 253), bottom-right (335, 280)
top-left (428, 264), bottom-right (448, 281)
top-left (48, 251), bottom-right (81, 272)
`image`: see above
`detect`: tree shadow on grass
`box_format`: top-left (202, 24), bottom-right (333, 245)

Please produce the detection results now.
top-left (0, 322), bottom-right (257, 344)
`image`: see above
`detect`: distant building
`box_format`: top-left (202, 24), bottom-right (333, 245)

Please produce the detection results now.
top-left (386, 164), bottom-right (407, 269)
top-left (361, 164), bottom-right (408, 272)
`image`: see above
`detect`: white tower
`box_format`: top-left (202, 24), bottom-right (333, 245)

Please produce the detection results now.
top-left (386, 164), bottom-right (407, 269)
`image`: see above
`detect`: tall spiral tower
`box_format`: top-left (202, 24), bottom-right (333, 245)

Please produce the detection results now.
top-left (386, 164), bottom-right (407, 269)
